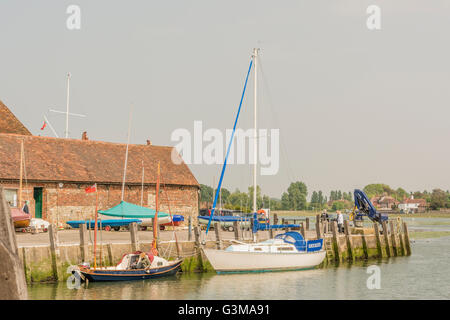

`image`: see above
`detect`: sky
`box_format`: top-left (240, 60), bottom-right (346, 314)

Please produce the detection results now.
top-left (1, 1), bottom-right (449, 199)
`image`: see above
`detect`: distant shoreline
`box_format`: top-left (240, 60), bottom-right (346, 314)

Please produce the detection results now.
top-left (272, 210), bottom-right (450, 219)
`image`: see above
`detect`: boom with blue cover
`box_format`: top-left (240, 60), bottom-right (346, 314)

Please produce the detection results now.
top-left (353, 189), bottom-right (388, 224)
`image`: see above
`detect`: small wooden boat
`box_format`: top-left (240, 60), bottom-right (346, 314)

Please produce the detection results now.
top-left (11, 208), bottom-right (30, 228)
top-left (78, 252), bottom-right (182, 282)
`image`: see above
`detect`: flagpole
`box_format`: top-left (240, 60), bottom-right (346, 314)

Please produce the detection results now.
top-left (93, 183), bottom-right (99, 269)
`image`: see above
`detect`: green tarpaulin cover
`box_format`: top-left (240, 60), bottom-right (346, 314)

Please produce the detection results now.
top-left (98, 201), bottom-right (169, 218)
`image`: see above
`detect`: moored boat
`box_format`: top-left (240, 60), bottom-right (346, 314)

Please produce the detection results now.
top-left (11, 208), bottom-right (30, 228)
top-left (203, 232), bottom-right (325, 273)
top-left (78, 251), bottom-right (182, 281)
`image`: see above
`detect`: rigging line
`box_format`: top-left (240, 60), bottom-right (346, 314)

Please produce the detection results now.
top-left (257, 55), bottom-right (296, 184)
top-left (160, 168), bottom-right (181, 258)
top-left (206, 58), bottom-right (253, 235)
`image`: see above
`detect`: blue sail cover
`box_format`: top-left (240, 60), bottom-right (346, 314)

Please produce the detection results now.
top-left (98, 201), bottom-right (169, 219)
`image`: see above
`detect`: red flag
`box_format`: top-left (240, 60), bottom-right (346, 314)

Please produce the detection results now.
top-left (85, 184), bottom-right (97, 193)
top-left (40, 121), bottom-right (47, 130)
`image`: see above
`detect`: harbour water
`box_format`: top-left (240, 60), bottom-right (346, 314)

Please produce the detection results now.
top-left (28, 218), bottom-right (450, 300)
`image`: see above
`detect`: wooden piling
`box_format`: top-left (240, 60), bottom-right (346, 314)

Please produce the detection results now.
top-left (389, 220), bottom-right (398, 256)
top-left (300, 222), bottom-right (306, 239)
top-left (233, 221), bottom-right (239, 240)
top-left (194, 226), bottom-right (200, 247)
top-left (382, 220), bottom-right (392, 257)
top-left (315, 214), bottom-right (322, 239)
top-left (107, 243), bottom-right (113, 265)
top-left (129, 222), bottom-right (139, 252)
top-left (48, 224), bottom-right (59, 280)
top-left (361, 233), bottom-right (369, 259)
top-left (305, 218), bottom-right (310, 230)
top-left (403, 222), bottom-right (412, 256)
top-left (79, 223), bottom-right (88, 261)
top-left (344, 220), bottom-right (354, 261)
top-left (0, 187), bottom-right (28, 299)
top-left (373, 223), bottom-right (383, 258)
top-left (331, 221), bottom-right (341, 262)
top-left (188, 216), bottom-right (192, 241)
top-left (273, 213), bottom-right (278, 225)
top-left (214, 222), bottom-right (222, 250)
top-left (269, 227), bottom-right (274, 239)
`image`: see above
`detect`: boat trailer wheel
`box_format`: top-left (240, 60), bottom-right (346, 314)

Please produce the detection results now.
top-left (104, 225), bottom-right (111, 232)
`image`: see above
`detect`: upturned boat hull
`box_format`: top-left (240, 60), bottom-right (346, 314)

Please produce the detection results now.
top-left (79, 260), bottom-right (183, 282)
top-left (203, 249), bottom-right (326, 273)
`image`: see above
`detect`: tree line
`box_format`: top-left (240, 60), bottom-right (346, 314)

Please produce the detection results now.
top-left (200, 182), bottom-right (450, 212)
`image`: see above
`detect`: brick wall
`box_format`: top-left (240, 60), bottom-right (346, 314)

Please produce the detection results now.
top-left (1, 181), bottom-right (199, 225)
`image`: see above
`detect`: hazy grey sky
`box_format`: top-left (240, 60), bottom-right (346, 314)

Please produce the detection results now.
top-left (1, 1), bottom-right (449, 198)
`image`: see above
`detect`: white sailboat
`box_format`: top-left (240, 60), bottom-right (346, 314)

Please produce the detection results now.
top-left (203, 48), bottom-right (326, 273)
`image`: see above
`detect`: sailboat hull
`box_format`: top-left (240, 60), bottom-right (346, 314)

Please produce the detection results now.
top-left (203, 249), bottom-right (326, 273)
top-left (79, 260), bottom-right (182, 282)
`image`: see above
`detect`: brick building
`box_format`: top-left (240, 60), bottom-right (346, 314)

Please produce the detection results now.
top-left (0, 100), bottom-right (199, 225)
top-left (370, 195), bottom-right (399, 211)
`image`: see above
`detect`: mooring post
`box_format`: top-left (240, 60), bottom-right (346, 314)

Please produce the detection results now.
top-left (79, 223), bottom-right (88, 261)
top-left (129, 222), bottom-right (139, 252)
top-left (300, 222), bottom-right (306, 239)
top-left (390, 220), bottom-right (399, 256)
top-left (107, 243), bottom-right (113, 266)
top-left (305, 217), bottom-right (310, 231)
top-left (273, 213), bottom-right (278, 225)
top-left (331, 221), bottom-right (341, 262)
top-left (194, 226), bottom-right (200, 247)
top-left (233, 221), bottom-right (239, 240)
top-left (373, 223), bottom-right (383, 258)
top-left (188, 216), bottom-right (192, 241)
top-left (269, 227), bottom-right (274, 239)
top-left (361, 232), bottom-right (369, 259)
top-left (403, 222), bottom-right (412, 256)
top-left (315, 214), bottom-right (322, 239)
top-left (0, 188), bottom-right (28, 299)
top-left (382, 220), bottom-right (392, 257)
top-left (48, 224), bottom-right (59, 280)
top-left (344, 220), bottom-right (354, 261)
top-left (214, 222), bottom-right (222, 250)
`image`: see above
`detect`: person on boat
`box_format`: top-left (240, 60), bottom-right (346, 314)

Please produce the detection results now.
top-left (22, 200), bottom-right (29, 214)
top-left (337, 210), bottom-right (344, 233)
top-left (136, 252), bottom-right (152, 269)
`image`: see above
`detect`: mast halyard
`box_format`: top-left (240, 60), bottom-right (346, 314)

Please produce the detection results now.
top-left (253, 48), bottom-right (259, 214)
top-left (65, 73), bottom-right (70, 138)
top-left (121, 105), bottom-right (133, 202)
top-left (152, 162), bottom-right (161, 256)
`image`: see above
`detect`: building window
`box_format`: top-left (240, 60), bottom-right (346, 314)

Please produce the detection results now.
top-left (4, 189), bottom-right (18, 207)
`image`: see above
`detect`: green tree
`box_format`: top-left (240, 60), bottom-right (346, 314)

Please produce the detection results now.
top-left (200, 184), bottom-right (214, 202)
top-left (430, 189), bottom-right (447, 210)
top-left (285, 181), bottom-right (308, 210)
top-left (363, 184), bottom-right (395, 198)
top-left (281, 192), bottom-right (290, 210)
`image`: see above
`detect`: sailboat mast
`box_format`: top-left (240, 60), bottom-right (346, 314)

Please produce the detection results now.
top-left (121, 105), bottom-right (133, 202)
top-left (65, 73), bottom-right (70, 138)
top-left (18, 140), bottom-right (24, 209)
top-left (152, 162), bottom-right (160, 255)
top-left (253, 48), bottom-right (259, 214)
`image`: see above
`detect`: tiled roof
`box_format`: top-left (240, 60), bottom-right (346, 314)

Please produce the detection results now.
top-left (0, 133), bottom-right (199, 187)
top-left (401, 198), bottom-right (426, 205)
top-left (0, 100), bottom-right (32, 136)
